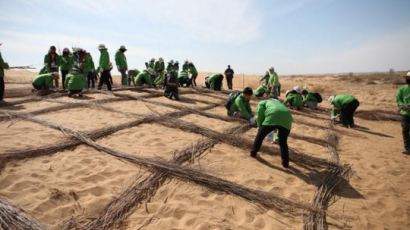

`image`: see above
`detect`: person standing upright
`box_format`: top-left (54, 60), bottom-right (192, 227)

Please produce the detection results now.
top-left (268, 67), bottom-right (280, 98)
top-left (44, 46), bottom-right (60, 88)
top-left (60, 48), bottom-right (74, 90)
top-left (0, 43), bottom-right (10, 103)
top-left (115, 45), bottom-right (128, 86)
top-left (224, 65), bottom-right (234, 90)
top-left (396, 72), bottom-right (410, 155)
top-left (97, 44), bottom-right (112, 91)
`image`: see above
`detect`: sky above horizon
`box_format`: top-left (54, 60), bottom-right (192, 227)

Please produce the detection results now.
top-left (0, 0), bottom-right (409, 75)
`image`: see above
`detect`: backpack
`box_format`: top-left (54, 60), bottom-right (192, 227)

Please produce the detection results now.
top-left (313, 92), bottom-right (323, 103)
top-left (224, 91), bottom-right (241, 110)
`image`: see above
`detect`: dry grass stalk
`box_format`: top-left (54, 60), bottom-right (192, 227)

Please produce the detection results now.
top-left (6, 111), bottom-right (311, 228)
top-left (0, 196), bottom-right (47, 230)
top-left (0, 105), bottom-right (216, 170)
top-left (81, 126), bottom-right (249, 230)
top-left (4, 111), bottom-right (311, 227)
top-left (304, 122), bottom-right (351, 230)
top-left (156, 116), bottom-right (333, 169)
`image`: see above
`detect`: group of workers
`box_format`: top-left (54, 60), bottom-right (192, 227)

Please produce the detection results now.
top-left (1, 43), bottom-right (410, 167)
top-left (224, 70), bottom-right (362, 167)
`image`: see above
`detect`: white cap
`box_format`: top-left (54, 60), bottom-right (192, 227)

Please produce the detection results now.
top-left (407, 72), bottom-right (410, 77)
top-left (98, 44), bottom-right (106, 50)
top-left (328, 96), bottom-right (334, 103)
top-left (293, 86), bottom-right (302, 94)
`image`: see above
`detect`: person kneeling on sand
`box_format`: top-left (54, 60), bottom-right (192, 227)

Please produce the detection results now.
top-left (226, 87), bottom-right (253, 122)
top-left (283, 86), bottom-right (303, 110)
top-left (396, 72), bottom-right (410, 155)
top-left (205, 73), bottom-right (224, 91)
top-left (65, 68), bottom-right (85, 97)
top-left (32, 72), bottom-right (59, 96)
top-left (250, 98), bottom-right (293, 168)
top-left (328, 94), bottom-right (360, 128)
top-left (254, 84), bottom-right (268, 98)
top-left (134, 68), bottom-right (155, 87)
top-left (301, 89), bottom-right (322, 109)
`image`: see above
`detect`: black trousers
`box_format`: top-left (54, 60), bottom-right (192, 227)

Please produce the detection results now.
top-left (401, 116), bottom-right (410, 151)
top-left (61, 70), bottom-right (69, 89)
top-left (98, 70), bottom-right (112, 91)
top-left (340, 99), bottom-right (360, 127)
top-left (251, 125), bottom-right (290, 164)
top-left (191, 73), bottom-right (198, 87)
top-left (87, 72), bottom-right (95, 89)
top-left (226, 75), bottom-right (233, 90)
top-left (0, 77), bottom-right (4, 101)
top-left (164, 84), bottom-right (179, 100)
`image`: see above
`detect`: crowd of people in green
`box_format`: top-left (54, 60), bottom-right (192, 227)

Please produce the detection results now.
top-left (1, 43), bottom-right (409, 169)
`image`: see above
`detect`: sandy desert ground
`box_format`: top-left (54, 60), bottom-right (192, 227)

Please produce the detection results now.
top-left (0, 69), bottom-right (409, 230)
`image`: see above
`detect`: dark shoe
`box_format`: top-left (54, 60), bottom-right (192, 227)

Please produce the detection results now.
top-left (250, 152), bottom-right (257, 158)
top-left (402, 150), bottom-right (410, 155)
top-left (282, 161), bottom-right (289, 168)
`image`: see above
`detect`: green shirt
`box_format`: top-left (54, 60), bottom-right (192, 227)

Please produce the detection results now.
top-left (303, 92), bottom-right (318, 104)
top-left (64, 71), bottom-right (85, 90)
top-left (178, 70), bottom-right (189, 81)
top-left (229, 94), bottom-right (252, 120)
top-left (331, 95), bottom-right (357, 117)
top-left (115, 50), bottom-right (127, 70)
top-left (154, 61), bottom-right (165, 73)
top-left (268, 71), bottom-right (280, 86)
top-left (60, 54), bottom-right (74, 71)
top-left (284, 91), bottom-right (303, 108)
top-left (83, 53), bottom-right (95, 74)
top-left (135, 71), bottom-right (153, 86)
top-left (32, 73), bottom-right (54, 90)
top-left (208, 74), bottom-right (223, 89)
top-left (43, 53), bottom-right (60, 71)
top-left (99, 49), bottom-right (111, 71)
top-left (396, 85), bottom-right (410, 117)
top-left (256, 99), bottom-right (292, 130)
top-left (188, 65), bottom-right (198, 75)
top-left (255, 85), bottom-right (267, 97)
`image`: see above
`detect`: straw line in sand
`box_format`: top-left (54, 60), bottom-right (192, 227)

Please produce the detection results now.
top-left (0, 196), bottom-right (46, 230)
top-left (304, 122), bottom-right (352, 230)
top-left (2, 111), bottom-right (314, 230)
top-left (0, 104), bottom-right (217, 170)
top-left (77, 124), bottom-right (250, 230)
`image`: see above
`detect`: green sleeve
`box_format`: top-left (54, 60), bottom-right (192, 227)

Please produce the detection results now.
top-left (235, 97), bottom-right (252, 120)
top-left (99, 52), bottom-right (110, 70)
top-left (43, 54), bottom-right (48, 65)
top-left (396, 88), bottom-right (405, 107)
top-left (256, 101), bottom-right (266, 127)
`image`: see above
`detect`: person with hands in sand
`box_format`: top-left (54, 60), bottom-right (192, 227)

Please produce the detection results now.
top-left (329, 94), bottom-right (360, 128)
top-left (396, 72), bottom-right (410, 155)
top-left (250, 98), bottom-right (293, 168)
top-left (32, 72), bottom-right (59, 96)
top-left (283, 86), bottom-right (304, 110)
top-left (226, 87), bottom-right (254, 122)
